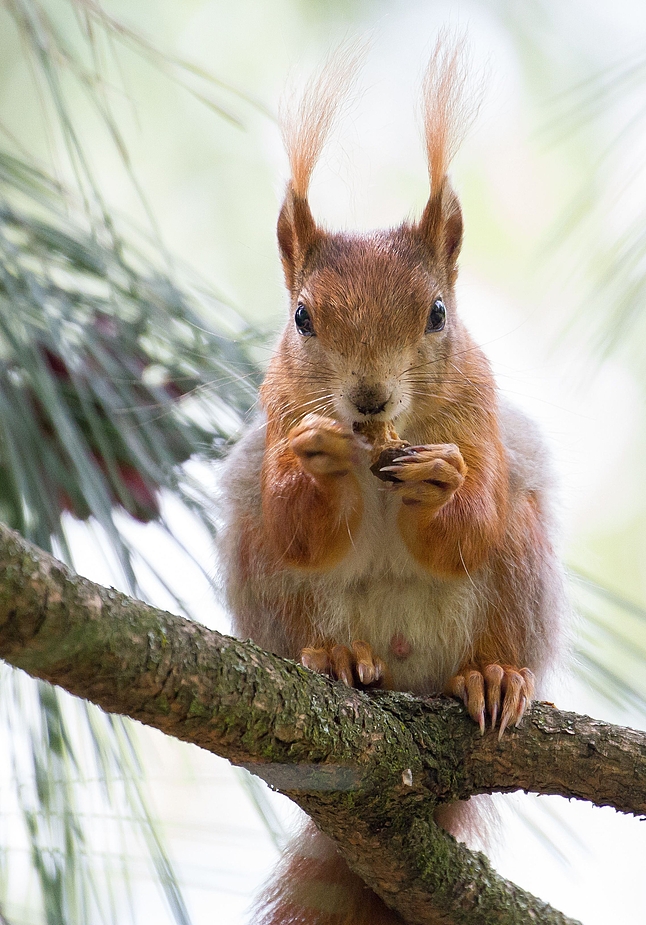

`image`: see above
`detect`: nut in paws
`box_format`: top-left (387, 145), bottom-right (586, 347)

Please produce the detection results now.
top-left (379, 443), bottom-right (467, 508)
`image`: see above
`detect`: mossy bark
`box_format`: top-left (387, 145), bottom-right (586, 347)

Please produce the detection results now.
top-left (0, 522), bottom-right (643, 923)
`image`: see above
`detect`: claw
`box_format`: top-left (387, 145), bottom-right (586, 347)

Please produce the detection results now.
top-left (446, 673), bottom-right (466, 704)
top-left (515, 696), bottom-right (527, 727)
top-left (357, 662), bottom-right (370, 684)
top-left (498, 672), bottom-right (523, 740)
top-left (520, 668), bottom-right (536, 702)
top-left (445, 662), bottom-right (535, 739)
top-left (484, 664), bottom-right (504, 730)
top-left (301, 648), bottom-right (330, 675)
top-left (465, 670), bottom-right (486, 734)
top-left (331, 644), bottom-right (353, 687)
top-left (301, 639), bottom-right (389, 690)
top-left (353, 640), bottom-right (377, 685)
top-left (374, 657), bottom-right (386, 682)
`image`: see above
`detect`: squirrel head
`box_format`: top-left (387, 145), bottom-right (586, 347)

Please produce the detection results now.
top-left (264, 39), bottom-right (481, 434)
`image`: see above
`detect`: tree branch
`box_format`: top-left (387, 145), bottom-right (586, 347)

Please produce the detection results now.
top-left (0, 522), bottom-right (643, 924)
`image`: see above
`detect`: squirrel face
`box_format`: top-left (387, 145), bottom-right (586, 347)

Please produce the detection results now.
top-left (264, 215), bottom-right (466, 434)
top-left (262, 42), bottom-right (471, 436)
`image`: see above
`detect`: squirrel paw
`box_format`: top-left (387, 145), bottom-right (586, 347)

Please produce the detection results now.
top-left (289, 415), bottom-right (357, 477)
top-left (379, 444), bottom-right (466, 509)
top-left (445, 664), bottom-right (535, 739)
top-left (301, 639), bottom-right (388, 689)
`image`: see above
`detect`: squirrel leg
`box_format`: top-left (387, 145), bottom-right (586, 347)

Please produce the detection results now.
top-left (445, 489), bottom-right (550, 737)
top-left (262, 415), bottom-right (364, 570)
top-left (388, 441), bottom-right (507, 576)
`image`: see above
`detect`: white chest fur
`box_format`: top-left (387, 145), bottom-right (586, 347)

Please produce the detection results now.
top-left (305, 465), bottom-right (484, 695)
top-left (220, 422), bottom-right (489, 695)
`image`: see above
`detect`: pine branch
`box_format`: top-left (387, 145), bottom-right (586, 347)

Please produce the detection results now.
top-left (1, 521), bottom-right (644, 924)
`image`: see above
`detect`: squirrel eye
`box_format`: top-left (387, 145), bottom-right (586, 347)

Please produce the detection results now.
top-left (295, 302), bottom-right (316, 336)
top-left (425, 298), bottom-right (446, 333)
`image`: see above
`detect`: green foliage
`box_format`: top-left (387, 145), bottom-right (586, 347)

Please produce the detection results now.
top-left (2, 671), bottom-right (196, 925)
top-left (570, 571), bottom-right (646, 721)
top-left (0, 1), bottom-right (265, 921)
top-left (0, 146), bottom-right (261, 918)
top-left (0, 148), bottom-right (258, 581)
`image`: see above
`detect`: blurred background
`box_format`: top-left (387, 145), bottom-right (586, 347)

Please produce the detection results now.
top-left (0, 0), bottom-right (645, 922)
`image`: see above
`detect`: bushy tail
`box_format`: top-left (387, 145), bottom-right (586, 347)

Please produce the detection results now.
top-left (252, 822), bottom-right (404, 925)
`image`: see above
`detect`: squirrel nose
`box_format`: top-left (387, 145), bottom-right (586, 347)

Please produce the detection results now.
top-left (351, 385), bottom-right (390, 417)
top-left (355, 399), bottom-right (388, 416)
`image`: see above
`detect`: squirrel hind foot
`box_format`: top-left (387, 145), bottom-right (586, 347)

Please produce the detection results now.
top-left (445, 664), bottom-right (535, 739)
top-left (301, 640), bottom-right (390, 689)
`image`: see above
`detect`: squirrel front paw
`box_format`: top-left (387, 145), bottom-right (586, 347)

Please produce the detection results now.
top-left (379, 443), bottom-right (466, 511)
top-left (289, 414), bottom-right (358, 478)
top-left (445, 664), bottom-right (536, 739)
top-left (301, 639), bottom-right (389, 689)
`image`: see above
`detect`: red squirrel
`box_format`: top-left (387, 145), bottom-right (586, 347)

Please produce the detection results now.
top-left (218, 40), bottom-right (565, 925)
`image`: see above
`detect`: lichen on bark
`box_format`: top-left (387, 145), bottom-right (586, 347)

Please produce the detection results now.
top-left (1, 522), bottom-right (644, 923)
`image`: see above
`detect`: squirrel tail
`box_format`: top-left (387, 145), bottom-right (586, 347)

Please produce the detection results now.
top-left (252, 798), bottom-right (494, 924)
top-left (251, 821), bottom-right (404, 925)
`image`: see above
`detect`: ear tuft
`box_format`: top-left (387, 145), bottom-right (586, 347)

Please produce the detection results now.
top-left (277, 42), bottom-right (366, 293)
top-left (415, 35), bottom-right (476, 270)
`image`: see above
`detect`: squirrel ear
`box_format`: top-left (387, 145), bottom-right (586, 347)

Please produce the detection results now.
top-left (416, 182), bottom-right (463, 268)
top-left (277, 186), bottom-right (319, 292)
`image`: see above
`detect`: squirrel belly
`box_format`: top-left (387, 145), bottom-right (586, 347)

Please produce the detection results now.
top-left (219, 412), bottom-right (482, 695)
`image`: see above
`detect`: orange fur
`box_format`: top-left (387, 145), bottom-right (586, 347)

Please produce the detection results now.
top-left (260, 418), bottom-right (363, 570)
top-left (396, 346), bottom-right (509, 577)
top-left (217, 37), bottom-right (565, 925)
top-left (253, 824), bottom-right (406, 925)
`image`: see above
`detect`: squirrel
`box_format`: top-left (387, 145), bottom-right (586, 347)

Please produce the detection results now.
top-left (217, 39), bottom-right (566, 925)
